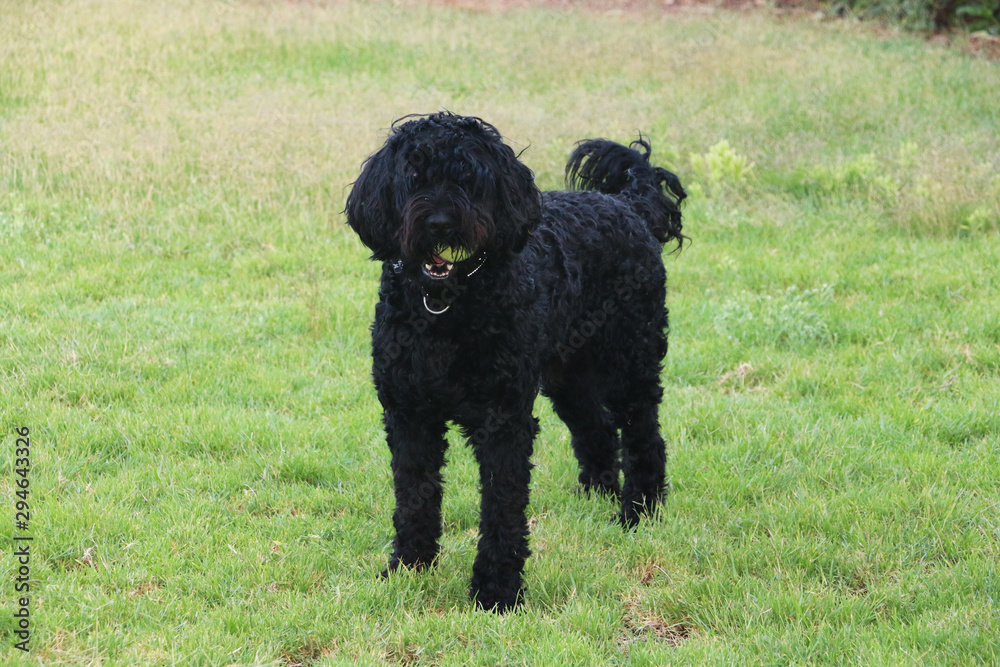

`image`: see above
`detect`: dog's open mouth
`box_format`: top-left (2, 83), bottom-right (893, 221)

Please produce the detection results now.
top-left (422, 246), bottom-right (474, 280)
top-left (422, 253), bottom-right (455, 280)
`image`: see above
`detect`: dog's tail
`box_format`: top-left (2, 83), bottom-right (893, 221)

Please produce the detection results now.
top-left (565, 136), bottom-right (686, 249)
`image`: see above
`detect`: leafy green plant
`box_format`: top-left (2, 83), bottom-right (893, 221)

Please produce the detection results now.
top-left (795, 153), bottom-right (899, 206)
top-left (831, 0), bottom-right (1000, 32)
top-left (713, 285), bottom-right (837, 349)
top-left (688, 140), bottom-right (755, 198)
top-left (956, 0), bottom-right (1000, 33)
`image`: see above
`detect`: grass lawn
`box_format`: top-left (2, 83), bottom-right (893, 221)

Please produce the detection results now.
top-left (1, 0), bottom-right (998, 664)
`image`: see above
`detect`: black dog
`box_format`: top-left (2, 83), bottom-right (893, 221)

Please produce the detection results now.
top-left (345, 112), bottom-right (685, 612)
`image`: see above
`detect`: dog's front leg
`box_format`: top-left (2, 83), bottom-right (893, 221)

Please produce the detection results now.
top-left (383, 411), bottom-right (448, 574)
top-left (467, 408), bottom-right (538, 612)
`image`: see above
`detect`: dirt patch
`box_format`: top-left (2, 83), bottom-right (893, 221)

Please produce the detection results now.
top-left (281, 641), bottom-right (335, 667)
top-left (718, 362), bottom-right (769, 394)
top-left (967, 31), bottom-right (1000, 59)
top-left (619, 597), bottom-right (695, 651)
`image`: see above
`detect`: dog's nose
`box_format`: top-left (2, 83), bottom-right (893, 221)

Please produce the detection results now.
top-left (426, 212), bottom-right (454, 237)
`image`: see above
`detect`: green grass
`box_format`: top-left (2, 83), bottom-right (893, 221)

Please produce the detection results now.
top-left (2, 0), bottom-right (999, 664)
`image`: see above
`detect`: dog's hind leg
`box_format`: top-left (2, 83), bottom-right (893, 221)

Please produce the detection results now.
top-left (610, 373), bottom-right (667, 529)
top-left (383, 412), bottom-right (449, 574)
top-left (545, 375), bottom-right (622, 498)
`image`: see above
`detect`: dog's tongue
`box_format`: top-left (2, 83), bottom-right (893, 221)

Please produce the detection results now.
top-left (431, 253), bottom-right (447, 266)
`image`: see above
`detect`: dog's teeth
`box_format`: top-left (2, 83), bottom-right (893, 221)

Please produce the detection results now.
top-left (421, 261), bottom-right (454, 278)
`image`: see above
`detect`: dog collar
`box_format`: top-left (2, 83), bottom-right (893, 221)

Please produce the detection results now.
top-left (422, 295), bottom-right (451, 315)
top-left (421, 251), bottom-right (487, 315)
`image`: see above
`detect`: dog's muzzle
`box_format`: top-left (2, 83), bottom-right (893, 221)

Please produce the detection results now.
top-left (419, 251), bottom-right (488, 314)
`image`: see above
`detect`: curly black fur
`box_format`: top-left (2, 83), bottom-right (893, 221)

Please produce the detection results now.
top-left (345, 112), bottom-right (686, 612)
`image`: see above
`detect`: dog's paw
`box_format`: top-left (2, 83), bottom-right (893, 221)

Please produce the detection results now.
top-left (580, 476), bottom-right (621, 500)
top-left (470, 586), bottom-right (524, 614)
top-left (577, 467), bottom-right (622, 507)
top-left (617, 506), bottom-right (642, 531)
top-left (381, 552), bottom-right (436, 578)
top-left (617, 492), bottom-right (664, 530)
top-left (470, 573), bottom-right (525, 613)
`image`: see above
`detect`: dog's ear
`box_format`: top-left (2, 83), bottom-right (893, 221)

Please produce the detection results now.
top-left (494, 145), bottom-right (541, 254)
top-left (344, 143), bottom-right (399, 261)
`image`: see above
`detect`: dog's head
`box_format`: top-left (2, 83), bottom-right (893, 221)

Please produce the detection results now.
top-left (345, 112), bottom-right (541, 280)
